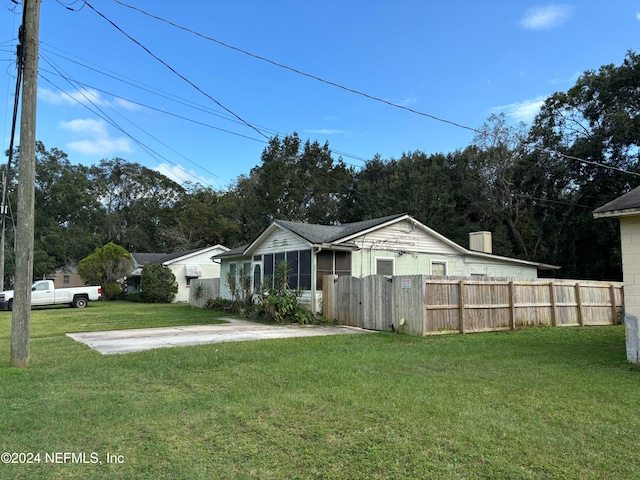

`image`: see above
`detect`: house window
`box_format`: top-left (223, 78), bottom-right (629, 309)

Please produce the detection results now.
top-left (376, 258), bottom-right (394, 276)
top-left (242, 261), bottom-right (252, 278)
top-left (286, 251), bottom-right (299, 289)
top-left (316, 251), bottom-right (352, 289)
top-left (63, 275), bottom-right (70, 286)
top-left (261, 250), bottom-right (312, 290)
top-left (253, 264), bottom-right (262, 293)
top-left (299, 250), bottom-right (311, 290)
top-left (317, 250), bottom-right (333, 288)
top-left (229, 263), bottom-right (237, 279)
top-left (431, 261), bottom-right (447, 276)
top-left (264, 254), bottom-right (274, 282)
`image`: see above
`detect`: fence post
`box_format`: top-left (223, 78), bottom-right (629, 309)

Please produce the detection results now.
top-left (575, 283), bottom-right (584, 326)
top-left (609, 284), bottom-right (618, 325)
top-left (509, 281), bottom-right (515, 330)
top-left (459, 279), bottom-right (466, 334)
top-left (549, 282), bottom-right (558, 327)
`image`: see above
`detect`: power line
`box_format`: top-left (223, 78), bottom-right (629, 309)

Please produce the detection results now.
top-left (82, 1), bottom-right (270, 142)
top-left (38, 44), bottom-right (371, 166)
top-left (110, 0), bottom-right (640, 179)
top-left (111, 0), bottom-right (480, 136)
top-left (38, 54), bottom-right (214, 187)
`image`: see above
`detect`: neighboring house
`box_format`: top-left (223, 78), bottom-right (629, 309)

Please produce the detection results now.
top-left (593, 186), bottom-right (640, 364)
top-left (128, 245), bottom-right (229, 302)
top-left (213, 214), bottom-right (559, 313)
top-left (48, 266), bottom-right (86, 288)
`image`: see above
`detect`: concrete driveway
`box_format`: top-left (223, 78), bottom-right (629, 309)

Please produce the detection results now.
top-left (66, 318), bottom-right (373, 355)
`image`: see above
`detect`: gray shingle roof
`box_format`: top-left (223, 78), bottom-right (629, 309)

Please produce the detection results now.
top-left (594, 186), bottom-right (640, 214)
top-left (131, 249), bottom-right (202, 266)
top-left (212, 245), bottom-right (249, 259)
top-left (275, 214), bottom-right (406, 244)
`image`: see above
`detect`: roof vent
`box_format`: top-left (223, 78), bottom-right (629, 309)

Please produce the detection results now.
top-left (469, 231), bottom-right (492, 254)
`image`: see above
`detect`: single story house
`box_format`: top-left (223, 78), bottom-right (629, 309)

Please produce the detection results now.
top-left (213, 214), bottom-right (559, 313)
top-left (128, 244), bottom-right (229, 302)
top-left (48, 265), bottom-right (86, 289)
top-left (593, 186), bottom-right (640, 364)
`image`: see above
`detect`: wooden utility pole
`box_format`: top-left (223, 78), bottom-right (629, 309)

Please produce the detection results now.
top-left (0, 172), bottom-right (7, 291)
top-left (10, 0), bottom-right (41, 368)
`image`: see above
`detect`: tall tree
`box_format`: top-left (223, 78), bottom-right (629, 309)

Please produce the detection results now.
top-left (89, 158), bottom-right (185, 252)
top-left (78, 242), bottom-right (133, 299)
top-left (34, 142), bottom-right (104, 266)
top-left (167, 185), bottom-right (242, 249)
top-left (237, 133), bottom-right (353, 239)
top-left (528, 50), bottom-right (640, 279)
top-left (470, 114), bottom-right (547, 259)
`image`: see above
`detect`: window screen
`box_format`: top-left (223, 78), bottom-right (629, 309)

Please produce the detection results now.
top-left (299, 250), bottom-right (311, 290)
top-left (431, 262), bottom-right (446, 276)
top-left (286, 251), bottom-right (299, 289)
top-left (376, 258), bottom-right (394, 276)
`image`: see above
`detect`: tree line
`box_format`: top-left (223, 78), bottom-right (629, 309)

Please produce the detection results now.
top-left (6, 51), bottom-right (640, 281)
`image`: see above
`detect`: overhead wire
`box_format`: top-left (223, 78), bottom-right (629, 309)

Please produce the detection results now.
top-left (1, 0), bottom-right (25, 250)
top-left (111, 0), bottom-right (640, 178)
top-left (82, 1), bottom-right (270, 142)
top-left (47, 0), bottom-right (637, 222)
top-left (39, 54), bottom-right (210, 187)
top-left (39, 57), bottom-right (244, 186)
top-left (38, 43), bottom-right (370, 166)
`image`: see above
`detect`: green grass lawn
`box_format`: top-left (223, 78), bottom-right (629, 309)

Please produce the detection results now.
top-left (0, 302), bottom-right (638, 479)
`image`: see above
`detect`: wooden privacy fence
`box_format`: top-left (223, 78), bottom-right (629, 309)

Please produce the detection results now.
top-left (322, 275), bottom-right (624, 336)
top-left (188, 278), bottom-right (220, 308)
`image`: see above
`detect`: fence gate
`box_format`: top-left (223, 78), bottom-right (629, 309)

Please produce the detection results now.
top-left (324, 275), bottom-right (392, 330)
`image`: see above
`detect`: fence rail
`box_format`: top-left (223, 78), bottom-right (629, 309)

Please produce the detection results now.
top-left (322, 275), bottom-right (624, 336)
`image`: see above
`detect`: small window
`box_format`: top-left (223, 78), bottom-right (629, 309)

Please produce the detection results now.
top-left (63, 275), bottom-right (70, 285)
top-left (299, 250), bottom-right (312, 290)
top-left (431, 261), bottom-right (447, 276)
top-left (376, 258), bottom-right (394, 276)
top-left (242, 261), bottom-right (252, 278)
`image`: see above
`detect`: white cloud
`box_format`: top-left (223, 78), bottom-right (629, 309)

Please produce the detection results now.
top-left (490, 96), bottom-right (547, 123)
top-left (114, 97), bottom-right (141, 111)
top-left (520, 5), bottom-right (573, 30)
top-left (304, 129), bottom-right (346, 135)
top-left (60, 118), bottom-right (108, 136)
top-left (39, 87), bottom-right (107, 106)
top-left (154, 163), bottom-right (218, 187)
top-left (39, 87), bottom-right (138, 111)
top-left (636, 12), bottom-right (640, 21)
top-left (399, 96), bottom-right (417, 106)
top-left (66, 138), bottom-right (133, 156)
top-left (60, 118), bottom-right (133, 156)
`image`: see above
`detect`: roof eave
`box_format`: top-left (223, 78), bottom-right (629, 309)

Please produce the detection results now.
top-left (593, 208), bottom-right (640, 219)
top-left (465, 250), bottom-right (561, 270)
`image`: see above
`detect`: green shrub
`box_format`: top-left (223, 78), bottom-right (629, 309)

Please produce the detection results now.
top-left (204, 297), bottom-right (234, 312)
top-left (140, 264), bottom-right (178, 303)
top-left (127, 292), bottom-right (142, 302)
top-left (103, 282), bottom-right (122, 300)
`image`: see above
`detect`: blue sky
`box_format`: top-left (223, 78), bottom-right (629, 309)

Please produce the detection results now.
top-left (0, 1), bottom-right (637, 189)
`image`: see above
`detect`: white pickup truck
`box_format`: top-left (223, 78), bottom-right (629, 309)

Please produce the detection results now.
top-left (0, 280), bottom-right (102, 310)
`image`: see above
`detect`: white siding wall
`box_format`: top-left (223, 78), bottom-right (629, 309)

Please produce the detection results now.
top-left (169, 247), bottom-right (226, 302)
top-left (621, 216), bottom-right (640, 319)
top-left (350, 219), bottom-right (538, 279)
top-left (219, 256), bottom-right (251, 300)
top-left (253, 229), bottom-right (308, 256)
